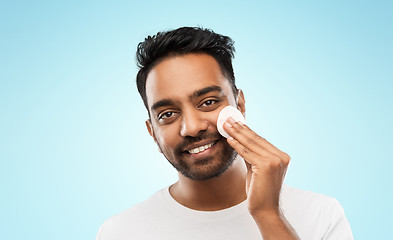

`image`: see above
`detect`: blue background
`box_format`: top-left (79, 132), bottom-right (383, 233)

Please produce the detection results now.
top-left (1, 1), bottom-right (392, 239)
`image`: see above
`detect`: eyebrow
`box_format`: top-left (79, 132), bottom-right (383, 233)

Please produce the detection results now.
top-left (191, 85), bottom-right (223, 99)
top-left (151, 99), bottom-right (176, 113)
top-left (150, 85), bottom-right (224, 113)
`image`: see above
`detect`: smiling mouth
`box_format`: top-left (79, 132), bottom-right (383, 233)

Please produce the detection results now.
top-left (186, 141), bottom-right (217, 154)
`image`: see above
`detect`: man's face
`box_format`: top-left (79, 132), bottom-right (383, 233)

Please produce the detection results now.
top-left (145, 53), bottom-right (244, 181)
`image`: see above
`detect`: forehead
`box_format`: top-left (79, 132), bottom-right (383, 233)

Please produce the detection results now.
top-left (145, 53), bottom-right (233, 109)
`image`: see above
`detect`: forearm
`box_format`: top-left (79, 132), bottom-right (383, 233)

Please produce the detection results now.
top-left (251, 210), bottom-right (300, 240)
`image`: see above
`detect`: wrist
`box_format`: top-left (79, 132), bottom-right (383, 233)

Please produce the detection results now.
top-left (250, 209), bottom-right (300, 240)
top-left (250, 208), bottom-right (283, 223)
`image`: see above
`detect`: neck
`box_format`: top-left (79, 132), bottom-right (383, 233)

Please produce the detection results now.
top-left (169, 155), bottom-right (247, 211)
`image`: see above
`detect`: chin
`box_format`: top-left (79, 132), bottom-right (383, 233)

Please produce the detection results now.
top-left (177, 150), bottom-right (237, 181)
top-left (164, 136), bottom-right (237, 181)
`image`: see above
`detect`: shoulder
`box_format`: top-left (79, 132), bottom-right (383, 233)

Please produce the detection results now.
top-left (96, 188), bottom-right (167, 240)
top-left (280, 185), bottom-right (353, 239)
top-left (281, 184), bottom-right (345, 219)
top-left (281, 184), bottom-right (339, 208)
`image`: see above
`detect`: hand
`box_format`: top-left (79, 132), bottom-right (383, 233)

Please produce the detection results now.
top-left (223, 117), bottom-right (291, 216)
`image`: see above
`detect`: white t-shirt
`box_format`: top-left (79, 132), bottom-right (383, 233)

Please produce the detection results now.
top-left (96, 185), bottom-right (353, 240)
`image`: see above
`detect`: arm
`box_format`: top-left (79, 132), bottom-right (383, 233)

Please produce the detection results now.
top-left (252, 210), bottom-right (299, 240)
top-left (223, 117), bottom-right (300, 240)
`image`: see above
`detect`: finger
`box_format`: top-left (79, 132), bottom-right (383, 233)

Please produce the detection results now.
top-left (225, 118), bottom-right (290, 162)
top-left (223, 119), bottom-right (277, 157)
top-left (228, 136), bottom-right (289, 190)
top-left (224, 119), bottom-right (291, 166)
top-left (224, 120), bottom-right (267, 156)
top-left (226, 137), bottom-right (261, 166)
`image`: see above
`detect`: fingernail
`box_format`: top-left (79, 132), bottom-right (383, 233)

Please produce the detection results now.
top-left (224, 122), bottom-right (232, 128)
top-left (227, 117), bottom-right (236, 124)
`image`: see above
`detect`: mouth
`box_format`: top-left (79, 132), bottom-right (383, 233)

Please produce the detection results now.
top-left (183, 140), bottom-right (219, 156)
top-left (187, 141), bottom-right (216, 154)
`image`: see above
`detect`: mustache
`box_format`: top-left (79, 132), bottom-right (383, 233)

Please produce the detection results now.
top-left (175, 131), bottom-right (222, 153)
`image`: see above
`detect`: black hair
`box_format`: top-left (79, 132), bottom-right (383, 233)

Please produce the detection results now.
top-left (136, 27), bottom-right (237, 111)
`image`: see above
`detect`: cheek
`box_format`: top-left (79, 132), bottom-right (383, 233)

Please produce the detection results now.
top-left (205, 110), bottom-right (221, 130)
top-left (155, 126), bottom-right (178, 148)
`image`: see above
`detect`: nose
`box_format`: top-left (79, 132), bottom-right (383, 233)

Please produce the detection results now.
top-left (180, 109), bottom-right (209, 137)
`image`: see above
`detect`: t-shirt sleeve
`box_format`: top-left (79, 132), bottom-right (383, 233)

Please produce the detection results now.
top-left (96, 221), bottom-right (110, 240)
top-left (95, 218), bottom-right (117, 240)
top-left (95, 224), bottom-right (104, 240)
top-left (321, 198), bottom-right (353, 240)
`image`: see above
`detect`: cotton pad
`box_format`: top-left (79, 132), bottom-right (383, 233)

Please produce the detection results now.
top-left (217, 105), bottom-right (245, 138)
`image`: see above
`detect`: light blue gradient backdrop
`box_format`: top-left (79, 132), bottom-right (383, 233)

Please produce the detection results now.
top-left (1, 1), bottom-right (391, 239)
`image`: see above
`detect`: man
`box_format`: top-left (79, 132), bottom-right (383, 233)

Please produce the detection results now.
top-left (96, 27), bottom-right (353, 239)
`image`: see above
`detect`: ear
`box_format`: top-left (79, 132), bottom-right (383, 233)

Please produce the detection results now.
top-left (145, 119), bottom-right (162, 153)
top-left (146, 119), bottom-right (156, 141)
top-left (236, 89), bottom-right (246, 117)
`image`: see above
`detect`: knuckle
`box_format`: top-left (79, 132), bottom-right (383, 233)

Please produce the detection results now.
top-left (271, 156), bottom-right (282, 168)
top-left (246, 138), bottom-right (256, 145)
top-left (265, 162), bottom-right (276, 170)
top-left (282, 152), bottom-right (291, 165)
top-left (266, 158), bottom-right (280, 169)
top-left (242, 147), bottom-right (250, 154)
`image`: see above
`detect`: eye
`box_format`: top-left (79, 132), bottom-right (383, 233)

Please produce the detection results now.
top-left (201, 99), bottom-right (217, 107)
top-left (158, 111), bottom-right (174, 120)
top-left (199, 98), bottom-right (221, 112)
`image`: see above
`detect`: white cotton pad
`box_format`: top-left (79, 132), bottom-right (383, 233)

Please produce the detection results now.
top-left (217, 105), bottom-right (245, 138)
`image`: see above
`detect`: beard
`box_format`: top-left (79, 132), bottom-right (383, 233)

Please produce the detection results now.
top-left (158, 131), bottom-right (238, 181)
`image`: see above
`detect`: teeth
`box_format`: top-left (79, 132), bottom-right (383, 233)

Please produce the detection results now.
top-left (188, 142), bottom-right (214, 154)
